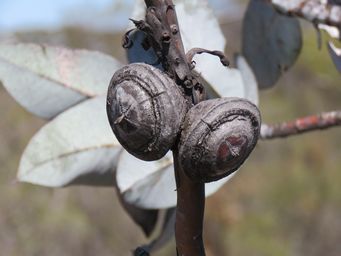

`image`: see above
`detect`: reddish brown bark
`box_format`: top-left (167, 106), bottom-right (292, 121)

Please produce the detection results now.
top-left (261, 111), bottom-right (341, 139)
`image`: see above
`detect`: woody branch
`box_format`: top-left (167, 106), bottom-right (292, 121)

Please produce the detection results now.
top-left (271, 0), bottom-right (341, 31)
top-left (261, 110), bottom-right (341, 139)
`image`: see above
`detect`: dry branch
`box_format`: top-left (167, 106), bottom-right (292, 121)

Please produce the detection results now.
top-left (271, 0), bottom-right (341, 30)
top-left (261, 110), bottom-right (341, 139)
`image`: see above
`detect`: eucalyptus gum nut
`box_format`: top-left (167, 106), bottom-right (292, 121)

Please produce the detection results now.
top-left (107, 63), bottom-right (187, 161)
top-left (179, 97), bottom-right (261, 183)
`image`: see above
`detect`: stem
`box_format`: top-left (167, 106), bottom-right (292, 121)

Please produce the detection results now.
top-left (141, 0), bottom-right (207, 254)
top-left (173, 148), bottom-right (206, 256)
top-left (144, 0), bottom-right (192, 83)
top-left (185, 48), bottom-right (230, 68)
top-left (261, 110), bottom-right (341, 139)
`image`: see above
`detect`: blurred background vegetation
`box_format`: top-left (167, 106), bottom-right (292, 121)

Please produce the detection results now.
top-left (0, 1), bottom-right (340, 255)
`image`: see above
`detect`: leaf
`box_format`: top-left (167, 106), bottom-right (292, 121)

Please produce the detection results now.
top-left (134, 208), bottom-right (176, 255)
top-left (117, 190), bottom-right (159, 237)
top-left (115, 169), bottom-right (159, 238)
top-left (18, 96), bottom-right (121, 187)
top-left (204, 56), bottom-right (259, 105)
top-left (126, 1), bottom-right (163, 70)
top-left (235, 55), bottom-right (259, 106)
top-left (177, 1), bottom-right (238, 92)
top-left (318, 24), bottom-right (340, 39)
top-left (0, 43), bottom-right (121, 119)
top-left (329, 0), bottom-right (341, 5)
top-left (117, 151), bottom-right (174, 209)
top-left (176, 0), bottom-right (247, 99)
top-left (116, 150), bottom-right (235, 209)
top-left (242, 0), bottom-right (302, 89)
top-left (203, 67), bottom-right (246, 100)
top-left (129, 0), bottom-right (246, 99)
top-left (125, 29), bottom-right (163, 70)
top-left (328, 41), bottom-right (341, 73)
top-left (147, 208), bottom-right (176, 253)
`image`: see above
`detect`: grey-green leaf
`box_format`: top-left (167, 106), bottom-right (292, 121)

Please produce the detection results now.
top-left (0, 43), bottom-right (121, 119)
top-left (328, 42), bottom-right (341, 73)
top-left (242, 0), bottom-right (302, 89)
top-left (18, 96), bottom-right (121, 187)
top-left (117, 190), bottom-right (159, 237)
top-left (134, 208), bottom-right (176, 255)
top-left (126, 29), bottom-right (163, 70)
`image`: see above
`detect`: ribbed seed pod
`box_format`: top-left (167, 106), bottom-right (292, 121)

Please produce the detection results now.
top-left (179, 97), bottom-right (261, 182)
top-left (107, 63), bottom-right (187, 161)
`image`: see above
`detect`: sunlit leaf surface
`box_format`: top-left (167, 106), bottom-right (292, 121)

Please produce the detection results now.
top-left (177, 0), bottom-right (247, 99)
top-left (318, 24), bottom-right (340, 39)
top-left (242, 0), bottom-right (302, 88)
top-left (18, 96), bottom-right (121, 187)
top-left (236, 55), bottom-right (259, 106)
top-left (0, 43), bottom-right (121, 119)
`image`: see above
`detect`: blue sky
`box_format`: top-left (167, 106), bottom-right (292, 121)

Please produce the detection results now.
top-left (0, 0), bottom-right (240, 32)
top-left (0, 0), bottom-right (131, 32)
top-left (0, 0), bottom-right (85, 30)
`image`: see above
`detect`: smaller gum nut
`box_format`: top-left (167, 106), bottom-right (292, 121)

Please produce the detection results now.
top-left (179, 97), bottom-right (261, 183)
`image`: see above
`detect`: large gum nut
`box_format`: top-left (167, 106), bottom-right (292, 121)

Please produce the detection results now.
top-left (179, 97), bottom-right (261, 182)
top-left (107, 63), bottom-right (187, 161)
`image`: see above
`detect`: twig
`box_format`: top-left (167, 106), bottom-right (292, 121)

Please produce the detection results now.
top-left (143, 0), bottom-right (193, 86)
top-left (271, 0), bottom-right (341, 30)
top-left (261, 110), bottom-right (341, 139)
top-left (173, 148), bottom-right (206, 256)
top-left (185, 48), bottom-right (229, 69)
